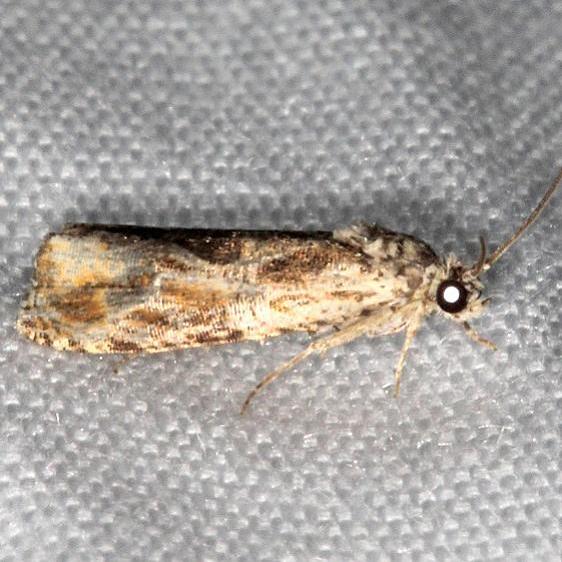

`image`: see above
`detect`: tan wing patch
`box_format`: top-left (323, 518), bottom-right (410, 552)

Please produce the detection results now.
top-left (36, 235), bottom-right (121, 288)
top-left (159, 279), bottom-right (237, 309)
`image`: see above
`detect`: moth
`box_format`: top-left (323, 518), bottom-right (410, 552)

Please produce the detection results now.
top-left (17, 169), bottom-right (561, 412)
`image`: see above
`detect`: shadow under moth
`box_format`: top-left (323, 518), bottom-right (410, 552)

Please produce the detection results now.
top-left (17, 169), bottom-right (561, 412)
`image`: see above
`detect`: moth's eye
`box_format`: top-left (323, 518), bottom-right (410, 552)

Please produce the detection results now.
top-left (436, 280), bottom-right (468, 313)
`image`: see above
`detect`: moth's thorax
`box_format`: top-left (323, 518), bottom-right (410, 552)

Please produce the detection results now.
top-left (334, 222), bottom-right (442, 298)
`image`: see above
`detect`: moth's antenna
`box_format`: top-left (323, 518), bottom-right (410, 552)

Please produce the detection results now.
top-left (469, 235), bottom-right (487, 277)
top-left (484, 168), bottom-right (562, 270)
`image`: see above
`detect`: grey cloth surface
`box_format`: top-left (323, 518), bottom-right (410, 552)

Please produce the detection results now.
top-left (1, 1), bottom-right (561, 560)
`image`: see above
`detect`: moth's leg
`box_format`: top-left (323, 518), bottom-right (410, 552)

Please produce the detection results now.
top-left (462, 321), bottom-right (497, 351)
top-left (240, 316), bottom-right (382, 414)
top-left (393, 310), bottom-right (426, 397)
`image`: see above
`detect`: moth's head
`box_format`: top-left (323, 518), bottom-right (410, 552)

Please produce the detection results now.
top-left (431, 168), bottom-right (562, 324)
top-left (432, 251), bottom-right (489, 322)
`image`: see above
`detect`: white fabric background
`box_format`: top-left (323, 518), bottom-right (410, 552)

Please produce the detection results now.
top-left (1, 1), bottom-right (561, 560)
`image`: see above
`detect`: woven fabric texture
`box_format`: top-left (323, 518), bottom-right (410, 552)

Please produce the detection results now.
top-left (1, 1), bottom-right (561, 560)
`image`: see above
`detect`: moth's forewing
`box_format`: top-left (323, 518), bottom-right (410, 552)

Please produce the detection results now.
top-left (17, 224), bottom-right (438, 354)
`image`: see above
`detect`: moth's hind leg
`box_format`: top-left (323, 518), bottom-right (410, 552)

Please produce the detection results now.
top-left (380, 306), bottom-right (425, 398)
top-left (240, 316), bottom-right (378, 414)
top-left (393, 318), bottom-right (422, 397)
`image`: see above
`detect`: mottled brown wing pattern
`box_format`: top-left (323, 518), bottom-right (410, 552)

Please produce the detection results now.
top-left (17, 224), bottom-right (439, 353)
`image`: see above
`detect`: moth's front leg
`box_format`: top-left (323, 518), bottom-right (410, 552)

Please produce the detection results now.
top-left (461, 321), bottom-right (497, 351)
